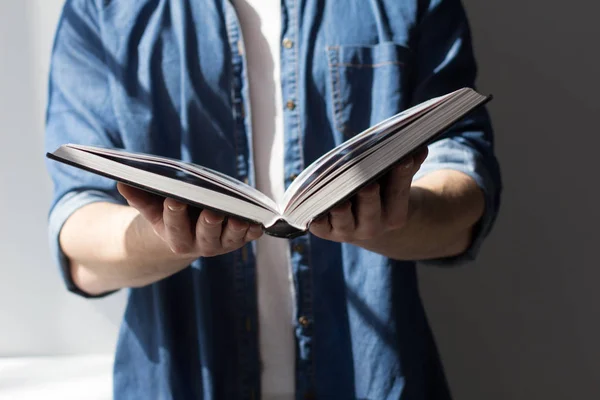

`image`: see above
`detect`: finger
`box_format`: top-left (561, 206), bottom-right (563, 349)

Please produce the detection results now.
top-left (383, 159), bottom-right (414, 229)
top-left (413, 147), bottom-right (429, 166)
top-left (196, 209), bottom-right (225, 249)
top-left (244, 224), bottom-right (264, 242)
top-left (383, 156), bottom-right (415, 203)
top-left (354, 183), bottom-right (382, 239)
top-left (117, 183), bottom-right (163, 225)
top-left (308, 215), bottom-right (332, 239)
top-left (220, 217), bottom-right (250, 249)
top-left (412, 147), bottom-right (429, 176)
top-left (162, 198), bottom-right (194, 254)
top-left (329, 201), bottom-right (355, 241)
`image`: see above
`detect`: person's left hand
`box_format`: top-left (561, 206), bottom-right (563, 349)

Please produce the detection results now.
top-left (309, 147), bottom-right (428, 243)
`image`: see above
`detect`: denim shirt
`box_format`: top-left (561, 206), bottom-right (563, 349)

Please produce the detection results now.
top-left (45, 0), bottom-right (501, 399)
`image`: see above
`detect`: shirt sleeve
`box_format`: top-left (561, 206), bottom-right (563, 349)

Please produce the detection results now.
top-left (409, 0), bottom-right (502, 265)
top-left (45, 0), bottom-right (124, 297)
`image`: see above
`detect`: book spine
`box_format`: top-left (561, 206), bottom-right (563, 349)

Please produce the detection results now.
top-left (263, 219), bottom-right (307, 239)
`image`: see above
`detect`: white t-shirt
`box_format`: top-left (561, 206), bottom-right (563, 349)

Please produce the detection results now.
top-left (233, 1), bottom-right (295, 399)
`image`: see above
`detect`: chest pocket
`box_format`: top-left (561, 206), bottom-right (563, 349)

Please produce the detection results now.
top-left (327, 42), bottom-right (413, 140)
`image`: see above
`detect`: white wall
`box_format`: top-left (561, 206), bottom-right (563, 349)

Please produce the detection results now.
top-left (0, 0), bottom-right (125, 357)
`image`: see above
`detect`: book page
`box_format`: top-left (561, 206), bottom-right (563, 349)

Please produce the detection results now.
top-left (281, 90), bottom-right (455, 210)
top-left (50, 146), bottom-right (280, 226)
top-left (68, 145), bottom-right (279, 212)
top-left (284, 88), bottom-right (487, 228)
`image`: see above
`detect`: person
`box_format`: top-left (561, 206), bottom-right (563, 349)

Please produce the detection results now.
top-left (45, 0), bottom-right (501, 398)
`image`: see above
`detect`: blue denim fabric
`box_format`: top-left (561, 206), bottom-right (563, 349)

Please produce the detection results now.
top-left (45, 0), bottom-right (502, 398)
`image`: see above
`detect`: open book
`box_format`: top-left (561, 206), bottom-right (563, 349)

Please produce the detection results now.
top-left (47, 87), bottom-right (491, 238)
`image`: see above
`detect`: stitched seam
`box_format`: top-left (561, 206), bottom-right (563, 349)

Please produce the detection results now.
top-left (326, 47), bottom-right (344, 133)
top-left (224, 4), bottom-right (247, 395)
top-left (224, 5), bottom-right (241, 177)
top-left (293, 0), bottom-right (304, 170)
top-left (96, 4), bottom-right (123, 147)
top-left (335, 61), bottom-right (343, 131)
top-left (292, 0), bottom-right (315, 390)
top-left (231, 73), bottom-right (240, 177)
top-left (307, 241), bottom-right (315, 393)
top-left (325, 48), bottom-right (338, 133)
top-left (334, 60), bottom-right (406, 68)
top-left (334, 55), bottom-right (343, 133)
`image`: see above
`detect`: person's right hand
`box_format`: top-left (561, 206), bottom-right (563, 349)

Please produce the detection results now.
top-left (117, 183), bottom-right (263, 258)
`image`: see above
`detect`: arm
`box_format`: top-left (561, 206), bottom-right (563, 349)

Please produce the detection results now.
top-left (310, 0), bottom-right (502, 262)
top-left (310, 150), bottom-right (484, 260)
top-left (61, 187), bottom-right (261, 297)
top-left (351, 169), bottom-right (484, 260)
top-left (46, 2), bottom-right (259, 297)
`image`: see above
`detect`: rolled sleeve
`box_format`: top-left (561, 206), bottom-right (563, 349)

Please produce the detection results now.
top-left (45, 1), bottom-right (124, 297)
top-left (413, 138), bottom-right (500, 266)
top-left (406, 0), bottom-right (502, 265)
top-left (48, 190), bottom-right (122, 298)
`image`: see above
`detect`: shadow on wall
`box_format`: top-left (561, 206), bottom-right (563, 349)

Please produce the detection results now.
top-left (418, 1), bottom-right (600, 399)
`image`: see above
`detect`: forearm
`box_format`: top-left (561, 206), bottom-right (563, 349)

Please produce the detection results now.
top-left (60, 203), bottom-right (193, 296)
top-left (356, 170), bottom-right (485, 260)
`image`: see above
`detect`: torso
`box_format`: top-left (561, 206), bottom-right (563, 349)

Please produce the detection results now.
top-left (83, 1), bottom-right (451, 398)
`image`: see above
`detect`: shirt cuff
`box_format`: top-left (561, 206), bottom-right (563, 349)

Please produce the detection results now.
top-left (412, 138), bottom-right (499, 266)
top-left (48, 190), bottom-right (122, 298)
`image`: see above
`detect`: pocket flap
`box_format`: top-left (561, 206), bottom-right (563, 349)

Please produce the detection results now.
top-left (327, 42), bottom-right (412, 68)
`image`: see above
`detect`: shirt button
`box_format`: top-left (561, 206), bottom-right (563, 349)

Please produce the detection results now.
top-left (292, 243), bottom-right (304, 253)
top-left (298, 316), bottom-right (310, 328)
top-left (286, 100), bottom-right (296, 110)
top-left (289, 173), bottom-right (298, 181)
top-left (282, 38), bottom-right (294, 49)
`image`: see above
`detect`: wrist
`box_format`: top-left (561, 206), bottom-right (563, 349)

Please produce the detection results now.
top-left (351, 186), bottom-right (432, 259)
top-left (127, 212), bottom-right (196, 271)
top-left (405, 185), bottom-right (429, 229)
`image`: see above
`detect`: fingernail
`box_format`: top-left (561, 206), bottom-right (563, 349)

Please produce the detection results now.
top-left (403, 157), bottom-right (414, 169)
top-left (250, 225), bottom-right (262, 234)
top-left (203, 215), bottom-right (220, 225)
top-left (167, 203), bottom-right (185, 212)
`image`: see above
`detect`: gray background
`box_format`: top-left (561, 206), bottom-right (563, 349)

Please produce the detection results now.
top-left (0, 0), bottom-right (598, 399)
top-left (419, 0), bottom-right (600, 399)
